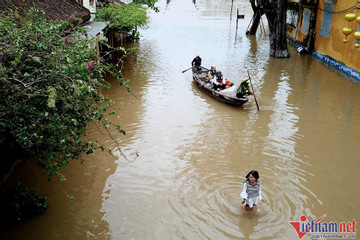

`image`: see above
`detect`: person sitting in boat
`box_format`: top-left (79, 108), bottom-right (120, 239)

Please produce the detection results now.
top-left (209, 66), bottom-right (216, 78)
top-left (236, 79), bottom-right (252, 99)
top-left (212, 71), bottom-right (223, 86)
top-left (214, 79), bottom-right (226, 91)
top-left (191, 55), bottom-right (202, 72)
top-left (213, 72), bottom-right (226, 91)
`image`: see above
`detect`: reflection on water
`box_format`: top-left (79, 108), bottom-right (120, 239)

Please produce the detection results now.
top-left (2, 0), bottom-right (360, 239)
top-left (101, 0), bottom-right (360, 239)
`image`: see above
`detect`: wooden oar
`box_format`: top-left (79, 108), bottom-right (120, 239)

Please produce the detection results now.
top-left (183, 66), bottom-right (209, 73)
top-left (201, 66), bottom-right (209, 71)
top-left (182, 66), bottom-right (193, 73)
top-left (247, 70), bottom-right (260, 111)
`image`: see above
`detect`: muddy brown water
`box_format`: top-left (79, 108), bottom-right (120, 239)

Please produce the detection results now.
top-left (2, 0), bottom-right (360, 239)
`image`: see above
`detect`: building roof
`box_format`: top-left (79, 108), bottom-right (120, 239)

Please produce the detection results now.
top-left (0, 0), bottom-right (91, 23)
top-left (82, 21), bottom-right (109, 38)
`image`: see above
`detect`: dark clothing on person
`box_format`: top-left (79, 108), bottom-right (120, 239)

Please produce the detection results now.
top-left (191, 57), bottom-right (202, 67)
top-left (191, 56), bottom-right (202, 71)
top-left (214, 83), bottom-right (225, 91)
top-left (215, 75), bottom-right (223, 82)
top-left (213, 73), bottom-right (225, 90)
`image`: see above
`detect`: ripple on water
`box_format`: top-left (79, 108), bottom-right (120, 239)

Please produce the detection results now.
top-left (167, 167), bottom-right (301, 239)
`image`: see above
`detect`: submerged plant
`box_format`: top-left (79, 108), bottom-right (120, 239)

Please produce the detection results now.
top-left (0, 182), bottom-right (48, 223)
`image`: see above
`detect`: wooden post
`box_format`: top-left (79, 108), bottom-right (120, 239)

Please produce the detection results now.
top-left (236, 8), bottom-right (239, 29)
top-left (236, 8), bottom-right (245, 30)
top-left (237, 8), bottom-right (245, 19)
top-left (230, 0), bottom-right (234, 20)
top-left (96, 35), bottom-right (100, 55)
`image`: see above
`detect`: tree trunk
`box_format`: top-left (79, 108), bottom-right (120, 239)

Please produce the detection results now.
top-left (246, 1), bottom-right (263, 35)
top-left (264, 0), bottom-right (289, 58)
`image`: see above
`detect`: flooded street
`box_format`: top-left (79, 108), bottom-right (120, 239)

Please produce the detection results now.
top-left (2, 0), bottom-right (360, 239)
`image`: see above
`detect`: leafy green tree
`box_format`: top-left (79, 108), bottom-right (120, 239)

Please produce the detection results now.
top-left (134, 0), bottom-right (159, 12)
top-left (96, 3), bottom-right (149, 42)
top-left (0, 8), bottom-right (128, 179)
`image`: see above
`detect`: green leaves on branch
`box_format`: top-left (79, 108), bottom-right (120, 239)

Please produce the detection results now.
top-left (96, 3), bottom-right (149, 41)
top-left (134, 0), bottom-right (159, 12)
top-left (0, 8), bottom-right (129, 178)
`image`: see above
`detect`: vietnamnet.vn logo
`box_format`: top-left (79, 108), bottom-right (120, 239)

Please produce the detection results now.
top-left (289, 214), bottom-right (357, 239)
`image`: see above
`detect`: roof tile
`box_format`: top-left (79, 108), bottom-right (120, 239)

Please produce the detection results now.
top-left (0, 0), bottom-right (90, 22)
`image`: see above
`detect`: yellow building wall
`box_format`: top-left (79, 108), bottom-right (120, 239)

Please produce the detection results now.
top-left (314, 1), bottom-right (360, 72)
top-left (296, 8), bottom-right (311, 43)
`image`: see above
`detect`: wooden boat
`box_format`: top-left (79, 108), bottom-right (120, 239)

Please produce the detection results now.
top-left (192, 67), bottom-right (248, 106)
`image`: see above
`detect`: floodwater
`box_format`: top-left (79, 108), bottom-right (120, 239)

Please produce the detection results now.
top-left (2, 0), bottom-right (360, 239)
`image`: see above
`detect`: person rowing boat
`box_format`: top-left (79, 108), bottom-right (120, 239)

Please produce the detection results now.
top-left (191, 55), bottom-right (202, 72)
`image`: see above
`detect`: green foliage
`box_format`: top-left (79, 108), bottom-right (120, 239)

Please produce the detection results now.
top-left (0, 182), bottom-right (48, 223)
top-left (134, 0), bottom-right (159, 12)
top-left (0, 8), bottom-right (127, 178)
top-left (66, 195), bottom-right (75, 200)
top-left (96, 3), bottom-right (149, 41)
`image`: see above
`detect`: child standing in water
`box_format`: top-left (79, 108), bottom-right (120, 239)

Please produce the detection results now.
top-left (240, 170), bottom-right (264, 211)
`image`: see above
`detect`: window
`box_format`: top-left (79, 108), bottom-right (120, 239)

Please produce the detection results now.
top-left (286, 10), bottom-right (298, 27)
top-left (320, 3), bottom-right (334, 38)
top-left (302, 9), bottom-right (311, 34)
top-left (324, 0), bottom-right (336, 4)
